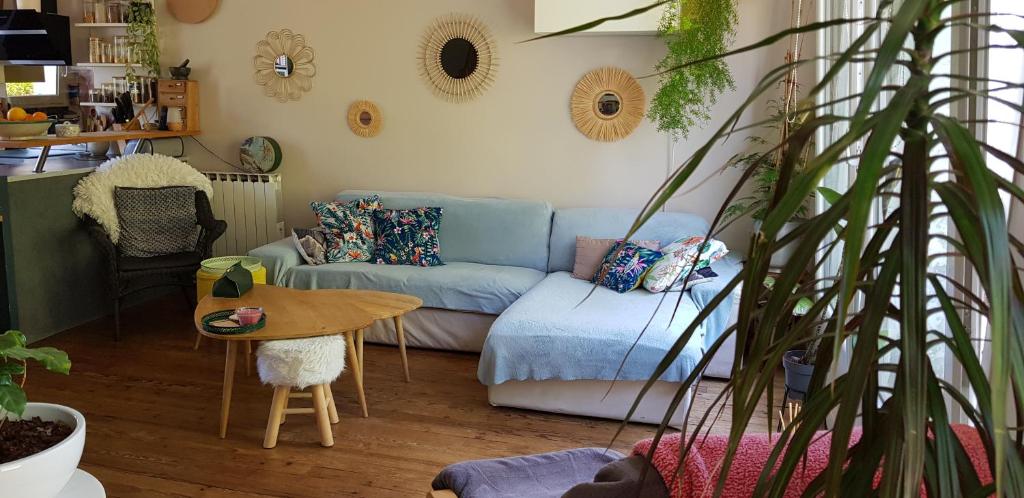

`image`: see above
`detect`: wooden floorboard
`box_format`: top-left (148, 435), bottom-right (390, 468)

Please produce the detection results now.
top-left (25, 297), bottom-right (779, 497)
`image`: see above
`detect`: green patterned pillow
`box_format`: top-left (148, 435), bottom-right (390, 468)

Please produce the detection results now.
top-left (311, 195), bottom-right (382, 263)
top-left (643, 236), bottom-right (728, 293)
top-left (373, 207), bottom-right (444, 267)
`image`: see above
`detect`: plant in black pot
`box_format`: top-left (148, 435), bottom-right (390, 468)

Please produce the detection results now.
top-left (0, 330), bottom-right (79, 498)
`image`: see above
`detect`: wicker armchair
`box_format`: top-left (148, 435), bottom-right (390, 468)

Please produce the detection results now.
top-left (85, 190), bottom-right (226, 340)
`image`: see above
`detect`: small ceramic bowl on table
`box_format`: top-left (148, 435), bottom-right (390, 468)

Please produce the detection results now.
top-left (234, 307), bottom-right (264, 326)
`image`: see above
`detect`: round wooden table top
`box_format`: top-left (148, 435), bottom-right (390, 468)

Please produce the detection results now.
top-left (194, 286), bottom-right (422, 341)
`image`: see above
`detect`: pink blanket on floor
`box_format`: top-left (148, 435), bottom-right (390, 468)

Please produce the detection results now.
top-left (633, 425), bottom-right (992, 497)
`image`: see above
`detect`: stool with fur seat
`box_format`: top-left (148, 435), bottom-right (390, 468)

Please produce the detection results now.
top-left (257, 335), bottom-right (345, 448)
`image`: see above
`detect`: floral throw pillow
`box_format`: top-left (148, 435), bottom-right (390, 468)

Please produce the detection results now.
top-left (591, 241), bottom-right (663, 293)
top-left (643, 236), bottom-right (729, 293)
top-left (310, 195), bottom-right (382, 263)
top-left (373, 207), bottom-right (444, 267)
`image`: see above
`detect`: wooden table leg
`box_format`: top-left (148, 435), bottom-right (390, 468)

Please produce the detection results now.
top-left (193, 332), bottom-right (203, 351)
top-left (394, 315), bottom-right (410, 382)
top-left (357, 329), bottom-right (364, 377)
top-left (219, 341), bottom-right (239, 438)
top-left (345, 332), bottom-right (368, 418)
top-left (245, 340), bottom-right (252, 377)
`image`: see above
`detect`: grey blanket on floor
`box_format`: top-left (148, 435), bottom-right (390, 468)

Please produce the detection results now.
top-left (432, 448), bottom-right (626, 498)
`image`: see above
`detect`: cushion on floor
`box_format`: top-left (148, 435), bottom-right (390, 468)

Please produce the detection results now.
top-left (431, 448), bottom-right (625, 498)
top-left (478, 268), bottom-right (736, 385)
top-left (284, 261), bottom-right (546, 315)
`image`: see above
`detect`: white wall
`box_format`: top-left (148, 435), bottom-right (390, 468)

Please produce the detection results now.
top-left (86, 1), bottom-right (804, 253)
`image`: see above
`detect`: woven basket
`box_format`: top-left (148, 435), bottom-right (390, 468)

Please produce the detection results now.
top-left (201, 309), bottom-right (266, 335)
top-left (200, 256), bottom-right (262, 276)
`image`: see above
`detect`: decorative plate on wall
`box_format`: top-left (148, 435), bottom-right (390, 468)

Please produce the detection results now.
top-left (167, 0), bottom-right (219, 24)
top-left (347, 101), bottom-right (382, 138)
top-left (253, 29), bottom-right (316, 103)
top-left (240, 136), bottom-right (282, 173)
top-left (570, 67), bottom-right (646, 142)
top-left (418, 14), bottom-right (497, 103)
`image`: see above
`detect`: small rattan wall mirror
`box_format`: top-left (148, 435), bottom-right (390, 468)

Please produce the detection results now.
top-left (570, 67), bottom-right (645, 142)
top-left (418, 14), bottom-right (497, 103)
top-left (253, 29), bottom-right (316, 102)
top-left (347, 100), bottom-right (382, 138)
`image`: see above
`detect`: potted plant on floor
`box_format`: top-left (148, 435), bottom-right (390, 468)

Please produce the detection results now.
top-left (0, 330), bottom-right (78, 498)
top-left (538, 0), bottom-right (1024, 494)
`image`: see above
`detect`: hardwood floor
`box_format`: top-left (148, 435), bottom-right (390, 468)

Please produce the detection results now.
top-left (26, 297), bottom-right (776, 497)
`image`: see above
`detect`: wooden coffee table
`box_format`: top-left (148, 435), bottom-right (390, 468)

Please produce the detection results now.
top-left (334, 290), bottom-right (422, 382)
top-left (193, 286), bottom-right (422, 438)
top-left (194, 285), bottom-right (374, 438)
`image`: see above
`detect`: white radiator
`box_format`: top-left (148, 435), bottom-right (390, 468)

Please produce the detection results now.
top-left (205, 172), bottom-right (285, 256)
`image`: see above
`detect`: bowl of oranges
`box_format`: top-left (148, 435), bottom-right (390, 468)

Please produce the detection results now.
top-left (0, 107), bottom-right (54, 139)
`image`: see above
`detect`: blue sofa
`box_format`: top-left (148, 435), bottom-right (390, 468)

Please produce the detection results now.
top-left (250, 191), bottom-right (738, 424)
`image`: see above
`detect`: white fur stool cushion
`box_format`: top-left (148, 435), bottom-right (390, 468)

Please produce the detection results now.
top-left (256, 336), bottom-right (346, 390)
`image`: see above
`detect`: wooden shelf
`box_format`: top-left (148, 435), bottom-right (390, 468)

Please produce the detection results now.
top-left (75, 63), bottom-right (141, 68)
top-left (74, 23), bottom-right (128, 27)
top-left (80, 102), bottom-right (148, 108)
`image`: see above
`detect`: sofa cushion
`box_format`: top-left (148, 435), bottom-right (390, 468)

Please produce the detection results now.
top-left (310, 195), bottom-right (381, 263)
top-left (591, 242), bottom-right (663, 293)
top-left (571, 236), bottom-right (659, 280)
top-left (372, 207), bottom-right (444, 267)
top-left (336, 190), bottom-right (553, 272)
top-left (283, 261), bottom-right (545, 315)
top-left (478, 271), bottom-right (714, 385)
top-left (549, 208), bottom-right (709, 273)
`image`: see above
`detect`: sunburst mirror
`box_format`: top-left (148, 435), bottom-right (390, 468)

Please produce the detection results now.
top-left (418, 14), bottom-right (497, 103)
top-left (347, 100), bottom-right (382, 138)
top-left (570, 67), bottom-right (646, 142)
top-left (253, 29), bottom-right (316, 102)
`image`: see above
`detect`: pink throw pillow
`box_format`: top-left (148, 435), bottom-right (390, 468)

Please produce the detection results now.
top-left (571, 236), bottom-right (661, 280)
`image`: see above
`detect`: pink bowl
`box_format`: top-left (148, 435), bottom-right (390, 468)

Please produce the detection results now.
top-left (235, 307), bottom-right (263, 326)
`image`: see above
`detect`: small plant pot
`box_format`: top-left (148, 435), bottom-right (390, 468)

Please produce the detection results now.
top-left (782, 349), bottom-right (814, 399)
top-left (0, 403), bottom-right (86, 498)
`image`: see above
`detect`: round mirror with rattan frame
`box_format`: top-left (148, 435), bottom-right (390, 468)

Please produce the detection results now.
top-left (418, 14), bottom-right (497, 103)
top-left (570, 67), bottom-right (645, 142)
top-left (347, 100), bottom-right (382, 138)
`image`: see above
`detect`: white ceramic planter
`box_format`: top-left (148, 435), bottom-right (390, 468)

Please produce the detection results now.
top-left (0, 403), bottom-right (86, 498)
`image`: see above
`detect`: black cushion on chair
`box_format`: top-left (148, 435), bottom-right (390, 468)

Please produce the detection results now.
top-left (118, 251), bottom-right (204, 272)
top-left (114, 186), bottom-right (201, 257)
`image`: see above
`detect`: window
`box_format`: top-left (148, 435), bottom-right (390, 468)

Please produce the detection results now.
top-left (4, 66), bottom-right (65, 107)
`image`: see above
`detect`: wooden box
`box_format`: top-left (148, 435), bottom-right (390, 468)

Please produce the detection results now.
top-left (157, 79), bottom-right (200, 132)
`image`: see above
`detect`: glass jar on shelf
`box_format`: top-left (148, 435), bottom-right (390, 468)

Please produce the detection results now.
top-left (83, 0), bottom-right (96, 23)
top-left (102, 42), bottom-right (113, 64)
top-left (88, 37), bottom-right (102, 63)
top-left (93, 0), bottom-right (107, 24)
top-left (113, 76), bottom-right (126, 97)
top-left (101, 83), bottom-right (115, 103)
top-left (106, 0), bottom-right (121, 26)
top-left (112, 36), bottom-right (126, 64)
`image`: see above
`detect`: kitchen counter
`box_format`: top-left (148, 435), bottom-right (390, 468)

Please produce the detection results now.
top-left (0, 130), bottom-right (199, 174)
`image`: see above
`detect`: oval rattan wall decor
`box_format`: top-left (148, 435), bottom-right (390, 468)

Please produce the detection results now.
top-left (418, 14), bottom-right (497, 103)
top-left (347, 100), bottom-right (382, 138)
top-left (570, 67), bottom-right (646, 142)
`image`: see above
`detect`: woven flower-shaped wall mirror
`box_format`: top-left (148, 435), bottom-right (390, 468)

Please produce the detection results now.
top-left (418, 14), bottom-right (497, 103)
top-left (347, 100), bottom-right (382, 138)
top-left (570, 67), bottom-right (645, 142)
top-left (253, 29), bottom-right (316, 102)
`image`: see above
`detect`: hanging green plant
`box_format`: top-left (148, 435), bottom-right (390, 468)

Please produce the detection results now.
top-left (649, 0), bottom-right (738, 137)
top-left (125, 0), bottom-right (160, 83)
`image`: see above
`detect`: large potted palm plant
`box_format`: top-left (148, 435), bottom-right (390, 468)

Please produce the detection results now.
top-left (539, 0), bottom-right (1024, 495)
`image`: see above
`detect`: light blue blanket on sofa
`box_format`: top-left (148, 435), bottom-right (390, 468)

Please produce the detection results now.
top-left (478, 256), bottom-right (740, 385)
